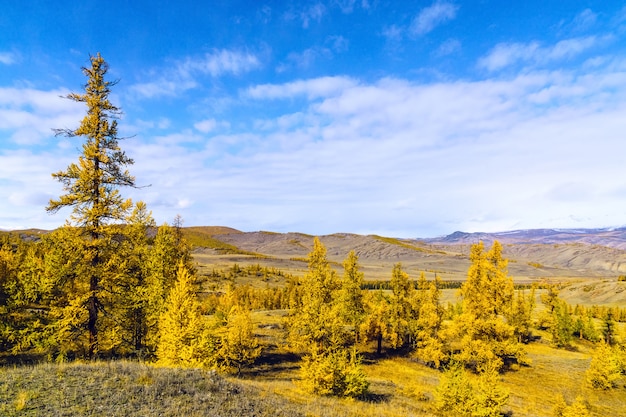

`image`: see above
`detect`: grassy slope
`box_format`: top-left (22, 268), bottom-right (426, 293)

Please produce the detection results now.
top-left (0, 361), bottom-right (305, 417)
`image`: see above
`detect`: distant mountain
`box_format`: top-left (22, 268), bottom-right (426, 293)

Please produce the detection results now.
top-left (422, 227), bottom-right (626, 250)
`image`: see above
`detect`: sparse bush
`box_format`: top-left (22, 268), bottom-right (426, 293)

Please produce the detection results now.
top-left (299, 348), bottom-right (368, 398)
top-left (553, 395), bottom-right (591, 417)
top-left (435, 361), bottom-right (509, 417)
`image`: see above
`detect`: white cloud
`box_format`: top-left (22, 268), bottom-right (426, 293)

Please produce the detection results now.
top-left (410, 1), bottom-right (459, 36)
top-left (193, 118), bottom-right (230, 133)
top-left (381, 25), bottom-right (404, 42)
top-left (130, 49), bottom-right (261, 98)
top-left (286, 3), bottom-right (326, 28)
top-left (111, 60), bottom-right (626, 236)
top-left (181, 50), bottom-right (261, 77)
top-left (4, 50), bottom-right (626, 237)
top-left (436, 38), bottom-right (461, 56)
top-left (246, 76), bottom-right (358, 100)
top-left (478, 36), bottom-right (601, 71)
top-left (0, 52), bottom-right (17, 65)
top-left (0, 87), bottom-right (83, 144)
top-left (194, 119), bottom-right (217, 133)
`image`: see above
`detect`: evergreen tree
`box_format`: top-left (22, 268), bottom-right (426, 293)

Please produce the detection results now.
top-left (108, 202), bottom-right (156, 355)
top-left (0, 239), bottom-right (19, 352)
top-left (142, 222), bottom-right (195, 353)
top-left (299, 348), bottom-right (369, 398)
top-left (46, 53), bottom-right (135, 358)
top-left (434, 362), bottom-right (474, 416)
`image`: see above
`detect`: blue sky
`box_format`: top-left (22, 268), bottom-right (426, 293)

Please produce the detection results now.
top-left (1, 1), bottom-right (626, 238)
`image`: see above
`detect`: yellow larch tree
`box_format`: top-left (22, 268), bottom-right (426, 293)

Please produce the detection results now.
top-left (156, 262), bottom-right (206, 368)
top-left (455, 241), bottom-right (524, 371)
top-left (46, 53), bottom-right (136, 358)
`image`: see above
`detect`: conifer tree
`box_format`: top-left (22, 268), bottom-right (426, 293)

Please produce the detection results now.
top-left (508, 287), bottom-right (535, 343)
top-left (215, 304), bottom-right (261, 374)
top-left (360, 290), bottom-right (392, 355)
top-left (455, 241), bottom-right (523, 371)
top-left (47, 53), bottom-right (135, 358)
top-left (0, 240), bottom-right (19, 351)
top-left (156, 262), bottom-right (206, 368)
top-left (289, 238), bottom-right (369, 397)
top-left (435, 361), bottom-right (509, 417)
top-left (108, 202), bottom-right (156, 354)
top-left (413, 274), bottom-right (445, 368)
top-left (585, 342), bottom-right (623, 389)
top-left (387, 263), bottom-right (415, 350)
top-left (339, 250), bottom-right (365, 344)
top-left (143, 222), bottom-right (194, 353)
top-left (287, 237), bottom-right (343, 352)
top-left (551, 299), bottom-right (574, 348)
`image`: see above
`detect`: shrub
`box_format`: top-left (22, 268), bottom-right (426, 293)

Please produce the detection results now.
top-left (299, 348), bottom-right (368, 398)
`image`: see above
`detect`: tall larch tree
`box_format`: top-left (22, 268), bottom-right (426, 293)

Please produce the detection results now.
top-left (287, 237), bottom-right (343, 352)
top-left (455, 241), bottom-right (523, 371)
top-left (412, 273), bottom-right (445, 368)
top-left (339, 250), bottom-right (365, 344)
top-left (47, 53), bottom-right (135, 358)
top-left (387, 263), bottom-right (415, 350)
top-left (156, 262), bottom-right (206, 368)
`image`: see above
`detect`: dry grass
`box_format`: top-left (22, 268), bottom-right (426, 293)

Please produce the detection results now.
top-left (0, 361), bottom-right (306, 417)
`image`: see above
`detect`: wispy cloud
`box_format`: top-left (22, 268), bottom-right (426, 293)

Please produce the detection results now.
top-left (246, 76), bottom-right (358, 100)
top-left (478, 36), bottom-right (601, 71)
top-left (0, 87), bottom-right (82, 144)
top-left (130, 49), bottom-right (261, 98)
top-left (286, 3), bottom-right (326, 28)
top-left (193, 118), bottom-right (230, 133)
top-left (0, 52), bottom-right (17, 65)
top-left (410, 1), bottom-right (459, 36)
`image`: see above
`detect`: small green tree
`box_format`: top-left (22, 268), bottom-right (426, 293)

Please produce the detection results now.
top-left (602, 310), bottom-right (618, 345)
top-left (551, 300), bottom-right (574, 348)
